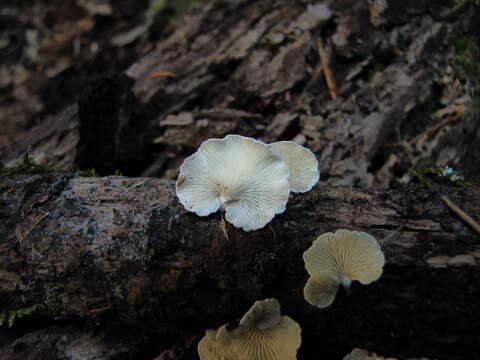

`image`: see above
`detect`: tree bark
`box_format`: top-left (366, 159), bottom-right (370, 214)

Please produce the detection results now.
top-left (1, 173), bottom-right (479, 359)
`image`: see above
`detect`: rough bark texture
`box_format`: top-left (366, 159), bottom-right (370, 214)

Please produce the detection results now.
top-left (1, 173), bottom-right (479, 359)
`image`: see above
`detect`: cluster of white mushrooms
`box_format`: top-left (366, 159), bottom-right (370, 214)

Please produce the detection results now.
top-left (176, 135), bottom-right (387, 359)
top-left (175, 134), bottom-right (320, 231)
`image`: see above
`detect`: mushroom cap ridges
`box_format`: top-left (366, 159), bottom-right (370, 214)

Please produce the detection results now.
top-left (231, 316), bottom-right (301, 360)
top-left (303, 272), bottom-right (340, 308)
top-left (198, 329), bottom-right (236, 360)
top-left (199, 298), bottom-right (302, 360)
top-left (176, 135), bottom-right (291, 231)
top-left (303, 229), bottom-right (385, 285)
top-left (268, 141), bottom-right (319, 193)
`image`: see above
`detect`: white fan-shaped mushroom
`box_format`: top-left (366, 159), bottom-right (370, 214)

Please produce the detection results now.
top-left (176, 135), bottom-right (291, 231)
top-left (268, 141), bottom-right (319, 193)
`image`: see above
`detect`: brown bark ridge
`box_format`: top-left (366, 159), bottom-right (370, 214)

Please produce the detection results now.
top-left (1, 173), bottom-right (479, 359)
top-left (1, 0), bottom-right (480, 184)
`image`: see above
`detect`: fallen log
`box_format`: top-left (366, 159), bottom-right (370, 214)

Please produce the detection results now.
top-left (0, 324), bottom-right (147, 360)
top-left (1, 173), bottom-right (479, 359)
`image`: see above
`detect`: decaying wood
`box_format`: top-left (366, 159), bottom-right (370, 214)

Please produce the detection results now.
top-left (0, 104), bottom-right (79, 170)
top-left (1, 174), bottom-right (479, 359)
top-left (0, 324), bottom-right (147, 360)
top-left (1, 0), bottom-right (479, 184)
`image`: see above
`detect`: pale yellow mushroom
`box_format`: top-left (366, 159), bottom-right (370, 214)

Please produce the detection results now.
top-left (199, 298), bottom-right (301, 360)
top-left (268, 141), bottom-right (319, 193)
top-left (198, 328), bottom-right (236, 360)
top-left (238, 298), bottom-right (282, 330)
top-left (229, 299), bottom-right (302, 360)
top-left (302, 229), bottom-right (385, 308)
top-left (303, 272), bottom-right (340, 309)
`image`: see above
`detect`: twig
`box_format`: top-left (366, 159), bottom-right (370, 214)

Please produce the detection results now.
top-left (219, 214), bottom-right (230, 242)
top-left (441, 195), bottom-right (480, 236)
top-left (316, 38), bottom-right (337, 101)
top-left (407, 113), bottom-right (461, 146)
top-left (148, 70), bottom-right (177, 79)
top-left (15, 212), bottom-right (50, 241)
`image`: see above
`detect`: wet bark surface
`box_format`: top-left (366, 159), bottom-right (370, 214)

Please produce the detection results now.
top-left (1, 174), bottom-right (479, 359)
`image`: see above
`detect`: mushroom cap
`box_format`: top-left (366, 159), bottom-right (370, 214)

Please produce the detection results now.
top-left (217, 298), bottom-right (301, 360)
top-left (239, 298), bottom-right (282, 330)
top-left (198, 328), bottom-right (236, 360)
top-left (176, 134), bottom-right (291, 231)
top-left (303, 229), bottom-right (385, 285)
top-left (231, 316), bottom-right (301, 360)
top-left (268, 141), bottom-right (319, 193)
top-left (303, 272), bottom-right (340, 309)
